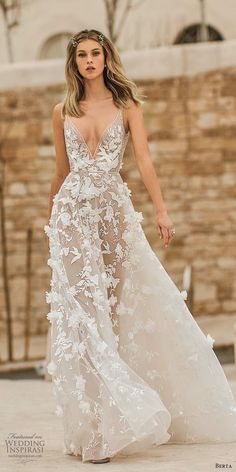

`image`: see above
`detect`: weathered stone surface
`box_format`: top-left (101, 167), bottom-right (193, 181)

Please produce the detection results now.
top-left (195, 282), bottom-right (217, 302)
top-left (9, 182), bottom-right (27, 195)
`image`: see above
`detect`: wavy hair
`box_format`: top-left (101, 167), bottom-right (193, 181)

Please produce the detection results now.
top-left (61, 28), bottom-right (146, 118)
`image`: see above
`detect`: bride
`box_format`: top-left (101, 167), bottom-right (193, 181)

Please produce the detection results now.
top-left (44, 28), bottom-right (236, 464)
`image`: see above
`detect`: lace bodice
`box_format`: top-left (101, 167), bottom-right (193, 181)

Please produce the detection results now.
top-left (64, 109), bottom-right (130, 175)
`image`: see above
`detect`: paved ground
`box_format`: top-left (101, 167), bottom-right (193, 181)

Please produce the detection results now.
top-left (1, 364), bottom-right (236, 472)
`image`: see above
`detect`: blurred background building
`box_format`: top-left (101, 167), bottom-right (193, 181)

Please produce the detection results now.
top-left (1, 0), bottom-right (236, 63)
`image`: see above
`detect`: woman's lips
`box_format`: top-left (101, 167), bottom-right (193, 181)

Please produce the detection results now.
top-left (86, 67), bottom-right (95, 71)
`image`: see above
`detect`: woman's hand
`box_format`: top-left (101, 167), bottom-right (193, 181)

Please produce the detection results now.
top-left (156, 210), bottom-right (175, 248)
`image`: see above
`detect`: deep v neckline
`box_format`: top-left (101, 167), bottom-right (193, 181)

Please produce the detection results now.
top-left (66, 109), bottom-right (121, 159)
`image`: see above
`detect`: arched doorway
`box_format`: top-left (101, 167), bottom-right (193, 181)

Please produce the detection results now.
top-left (174, 24), bottom-right (224, 45)
top-left (39, 32), bottom-right (72, 59)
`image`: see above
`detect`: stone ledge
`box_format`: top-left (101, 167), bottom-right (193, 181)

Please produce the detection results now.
top-left (1, 39), bottom-right (236, 91)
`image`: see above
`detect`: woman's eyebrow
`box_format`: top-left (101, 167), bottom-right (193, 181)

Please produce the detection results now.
top-left (77, 48), bottom-right (100, 52)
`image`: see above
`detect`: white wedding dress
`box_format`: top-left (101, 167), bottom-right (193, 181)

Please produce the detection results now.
top-left (44, 106), bottom-right (236, 462)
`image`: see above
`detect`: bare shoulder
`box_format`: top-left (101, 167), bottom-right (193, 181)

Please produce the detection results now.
top-left (125, 98), bottom-right (143, 124)
top-left (53, 102), bottom-right (63, 113)
top-left (52, 102), bottom-right (64, 127)
top-left (123, 98), bottom-right (147, 144)
top-left (125, 98), bottom-right (142, 117)
top-left (126, 98), bottom-right (143, 123)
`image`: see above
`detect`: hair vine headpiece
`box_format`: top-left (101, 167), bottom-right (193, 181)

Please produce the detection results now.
top-left (97, 33), bottom-right (104, 45)
top-left (71, 37), bottom-right (78, 48)
top-left (71, 32), bottom-right (104, 48)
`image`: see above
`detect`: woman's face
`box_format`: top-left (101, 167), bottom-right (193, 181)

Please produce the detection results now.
top-left (75, 39), bottom-right (105, 79)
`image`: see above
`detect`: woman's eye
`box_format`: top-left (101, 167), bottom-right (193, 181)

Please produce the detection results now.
top-left (78, 52), bottom-right (100, 58)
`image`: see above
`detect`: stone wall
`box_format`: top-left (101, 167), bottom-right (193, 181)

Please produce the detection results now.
top-left (0, 67), bottom-right (236, 338)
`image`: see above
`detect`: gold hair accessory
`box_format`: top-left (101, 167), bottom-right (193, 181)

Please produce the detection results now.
top-left (71, 33), bottom-right (104, 48)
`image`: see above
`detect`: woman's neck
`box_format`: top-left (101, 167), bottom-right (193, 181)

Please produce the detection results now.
top-left (83, 81), bottom-right (112, 102)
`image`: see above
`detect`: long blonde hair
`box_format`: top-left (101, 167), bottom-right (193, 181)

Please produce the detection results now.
top-left (61, 28), bottom-right (146, 118)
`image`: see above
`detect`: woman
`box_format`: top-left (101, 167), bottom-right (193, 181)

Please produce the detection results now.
top-left (44, 29), bottom-right (236, 464)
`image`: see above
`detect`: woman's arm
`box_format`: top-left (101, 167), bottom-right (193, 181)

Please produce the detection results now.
top-left (126, 99), bottom-right (175, 247)
top-left (47, 103), bottom-right (70, 224)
